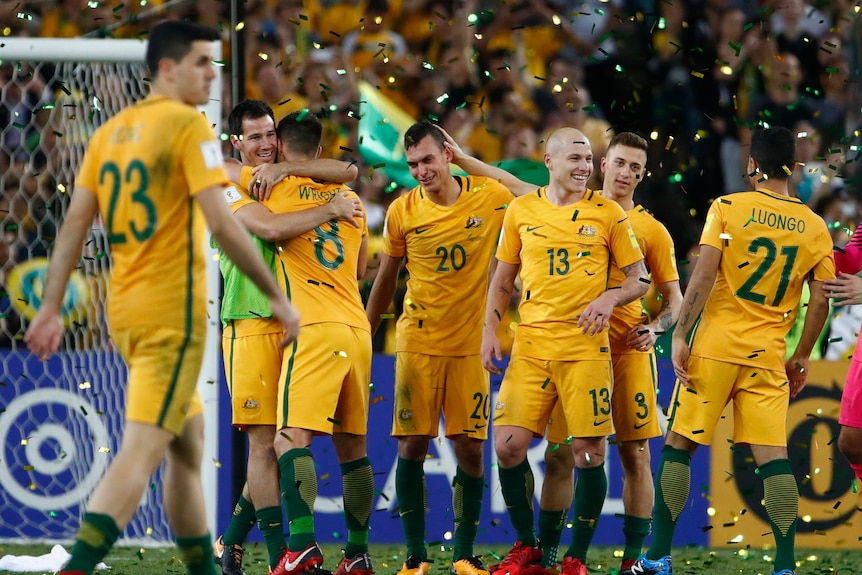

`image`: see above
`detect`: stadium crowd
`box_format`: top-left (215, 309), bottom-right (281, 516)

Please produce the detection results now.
top-left (1, 0), bottom-right (861, 353)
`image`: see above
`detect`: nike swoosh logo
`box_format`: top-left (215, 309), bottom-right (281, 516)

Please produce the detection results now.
top-left (285, 546), bottom-right (316, 571)
top-left (634, 421), bottom-right (651, 430)
top-left (593, 419), bottom-right (610, 426)
top-left (526, 225), bottom-right (542, 232)
top-left (344, 557), bottom-right (366, 571)
top-left (415, 227), bottom-right (432, 234)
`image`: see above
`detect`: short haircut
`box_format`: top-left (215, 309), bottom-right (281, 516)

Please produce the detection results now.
top-left (277, 110), bottom-right (322, 156)
top-left (608, 131), bottom-right (648, 155)
top-left (228, 99), bottom-right (274, 138)
top-left (750, 127), bottom-right (795, 180)
top-left (145, 21), bottom-right (220, 78)
top-left (403, 120), bottom-right (445, 151)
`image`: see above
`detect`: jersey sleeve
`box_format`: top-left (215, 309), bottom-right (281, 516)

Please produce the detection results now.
top-left (644, 218), bottom-right (679, 284)
top-left (608, 208), bottom-right (644, 270)
top-left (179, 113), bottom-right (229, 196)
top-left (699, 198), bottom-right (726, 250)
top-left (495, 203), bottom-right (522, 265)
top-left (382, 200), bottom-right (406, 258)
top-left (811, 227), bottom-right (837, 282)
top-left (224, 184), bottom-right (257, 214)
top-left (239, 165), bottom-right (254, 190)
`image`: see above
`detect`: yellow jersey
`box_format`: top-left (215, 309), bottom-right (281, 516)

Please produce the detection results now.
top-left (76, 96), bottom-right (228, 332)
top-left (608, 205), bottom-right (679, 354)
top-left (383, 176), bottom-right (514, 355)
top-left (692, 190), bottom-right (835, 370)
top-left (496, 188), bottom-right (644, 361)
top-left (234, 169), bottom-right (370, 331)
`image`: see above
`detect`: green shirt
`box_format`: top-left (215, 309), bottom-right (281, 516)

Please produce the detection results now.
top-left (216, 234), bottom-right (277, 325)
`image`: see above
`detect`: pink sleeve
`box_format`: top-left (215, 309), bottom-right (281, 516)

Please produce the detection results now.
top-left (835, 223), bottom-right (862, 274)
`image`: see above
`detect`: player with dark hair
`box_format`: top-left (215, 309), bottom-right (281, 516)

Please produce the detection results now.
top-left (26, 21), bottom-right (300, 575)
top-left (365, 119), bottom-right (514, 575)
top-left (225, 109), bottom-right (374, 575)
top-left (215, 98), bottom-right (359, 575)
top-left (631, 126), bottom-right (834, 575)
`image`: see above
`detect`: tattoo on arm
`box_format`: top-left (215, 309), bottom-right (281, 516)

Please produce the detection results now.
top-left (652, 298), bottom-right (673, 332)
top-left (620, 260), bottom-right (648, 279)
top-left (498, 286), bottom-right (511, 296)
top-left (677, 290), bottom-right (701, 333)
top-left (658, 311), bottom-right (674, 332)
top-left (679, 311), bottom-right (692, 331)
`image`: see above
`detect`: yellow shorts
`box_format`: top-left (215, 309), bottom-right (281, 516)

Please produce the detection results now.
top-left (222, 318), bottom-right (283, 429)
top-left (279, 323), bottom-right (372, 435)
top-left (391, 352), bottom-right (490, 440)
top-left (113, 325), bottom-right (205, 436)
top-left (546, 352), bottom-right (660, 443)
top-left (496, 355), bottom-right (614, 439)
top-left (667, 355), bottom-right (790, 446)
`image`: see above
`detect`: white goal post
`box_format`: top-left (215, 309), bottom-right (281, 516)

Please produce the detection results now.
top-left (0, 37), bottom-right (222, 544)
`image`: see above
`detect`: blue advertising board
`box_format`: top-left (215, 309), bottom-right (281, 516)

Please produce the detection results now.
top-left (215, 354), bottom-right (711, 547)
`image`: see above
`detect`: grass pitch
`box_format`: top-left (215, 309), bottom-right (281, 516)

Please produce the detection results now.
top-left (1, 543), bottom-right (860, 575)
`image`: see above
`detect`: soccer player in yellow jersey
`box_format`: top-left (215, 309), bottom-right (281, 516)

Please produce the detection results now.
top-left (215, 99), bottom-right (360, 575)
top-left (482, 128), bottom-right (648, 575)
top-left (225, 110), bottom-right (375, 575)
top-left (539, 133), bottom-right (682, 575)
top-left (24, 21), bottom-right (299, 575)
top-left (364, 121), bottom-right (514, 575)
top-left (631, 127), bottom-right (834, 575)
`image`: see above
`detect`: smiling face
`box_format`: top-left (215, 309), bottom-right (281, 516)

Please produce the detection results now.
top-left (601, 144), bottom-right (647, 201)
top-left (405, 134), bottom-right (453, 195)
top-left (233, 114), bottom-right (278, 167)
top-left (545, 129), bottom-right (593, 194)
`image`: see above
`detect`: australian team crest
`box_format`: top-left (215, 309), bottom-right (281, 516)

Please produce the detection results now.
top-left (465, 215), bottom-right (484, 229)
top-left (577, 224), bottom-right (597, 238)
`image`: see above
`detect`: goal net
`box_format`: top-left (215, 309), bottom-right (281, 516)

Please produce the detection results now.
top-left (0, 38), bottom-right (222, 545)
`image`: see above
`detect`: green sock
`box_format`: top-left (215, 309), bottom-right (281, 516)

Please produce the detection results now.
top-left (453, 466), bottom-right (484, 561)
top-left (278, 447), bottom-right (317, 551)
top-left (498, 458), bottom-right (537, 547)
top-left (621, 515), bottom-right (652, 560)
top-left (64, 512), bottom-right (121, 573)
top-left (223, 494), bottom-right (256, 547)
top-left (566, 464), bottom-right (607, 562)
top-left (176, 534), bottom-right (218, 575)
top-left (256, 506), bottom-right (286, 568)
top-left (759, 459), bottom-right (798, 572)
top-left (648, 446), bottom-right (691, 560)
top-left (396, 457), bottom-right (427, 560)
top-left (341, 457), bottom-right (374, 558)
top-left (538, 508), bottom-right (569, 568)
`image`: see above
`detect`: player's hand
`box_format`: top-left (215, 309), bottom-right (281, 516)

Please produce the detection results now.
top-left (626, 324), bottom-right (658, 352)
top-left (270, 296), bottom-right (301, 348)
top-left (577, 292), bottom-right (615, 336)
top-left (824, 272), bottom-right (862, 306)
top-left (24, 310), bottom-right (64, 361)
top-left (481, 331), bottom-right (503, 375)
top-left (785, 356), bottom-right (809, 399)
top-left (250, 163), bottom-right (289, 201)
top-left (671, 336), bottom-right (691, 387)
top-left (435, 125), bottom-right (467, 166)
top-left (329, 191), bottom-right (363, 228)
